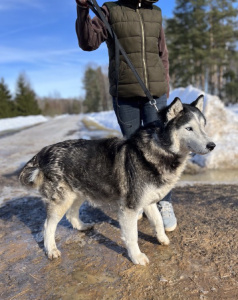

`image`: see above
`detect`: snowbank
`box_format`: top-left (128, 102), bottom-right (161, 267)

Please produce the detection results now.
top-left (168, 85), bottom-right (208, 105)
top-left (80, 111), bottom-right (120, 132)
top-left (168, 86), bottom-right (238, 169)
top-left (1, 86), bottom-right (237, 170)
top-left (199, 94), bottom-right (238, 169)
top-left (84, 86), bottom-right (238, 170)
top-left (0, 115), bottom-right (48, 133)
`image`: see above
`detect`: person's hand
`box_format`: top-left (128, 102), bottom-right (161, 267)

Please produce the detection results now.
top-left (76, 0), bottom-right (88, 7)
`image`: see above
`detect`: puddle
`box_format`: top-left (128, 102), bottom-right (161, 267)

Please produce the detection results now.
top-left (61, 270), bottom-right (118, 300)
top-left (71, 270), bottom-right (117, 284)
top-left (181, 169), bottom-right (238, 184)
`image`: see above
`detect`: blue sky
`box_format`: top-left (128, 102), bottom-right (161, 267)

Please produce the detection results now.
top-left (0, 0), bottom-right (175, 98)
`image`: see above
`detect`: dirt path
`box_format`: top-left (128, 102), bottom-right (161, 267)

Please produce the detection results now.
top-left (0, 117), bottom-right (237, 300)
top-left (0, 115), bottom-right (81, 175)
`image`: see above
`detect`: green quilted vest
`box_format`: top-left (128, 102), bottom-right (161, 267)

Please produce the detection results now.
top-left (104, 0), bottom-right (167, 98)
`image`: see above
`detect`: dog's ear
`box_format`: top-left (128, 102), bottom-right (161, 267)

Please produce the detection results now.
top-left (166, 97), bottom-right (183, 121)
top-left (191, 95), bottom-right (204, 112)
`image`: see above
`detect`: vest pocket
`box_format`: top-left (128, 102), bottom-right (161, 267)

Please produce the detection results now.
top-left (118, 60), bottom-right (128, 82)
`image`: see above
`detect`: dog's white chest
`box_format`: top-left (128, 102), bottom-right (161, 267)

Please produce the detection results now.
top-left (139, 184), bottom-right (172, 207)
top-left (139, 161), bottom-right (186, 207)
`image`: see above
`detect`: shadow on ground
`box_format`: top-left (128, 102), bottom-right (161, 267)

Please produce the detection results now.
top-left (0, 184), bottom-right (237, 300)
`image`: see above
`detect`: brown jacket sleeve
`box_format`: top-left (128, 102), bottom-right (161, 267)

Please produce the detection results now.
top-left (75, 5), bottom-right (109, 51)
top-left (158, 26), bottom-right (170, 98)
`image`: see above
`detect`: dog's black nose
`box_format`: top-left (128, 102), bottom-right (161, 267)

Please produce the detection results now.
top-left (206, 142), bottom-right (216, 151)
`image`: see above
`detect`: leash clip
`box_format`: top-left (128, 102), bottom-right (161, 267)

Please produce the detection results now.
top-left (149, 99), bottom-right (159, 112)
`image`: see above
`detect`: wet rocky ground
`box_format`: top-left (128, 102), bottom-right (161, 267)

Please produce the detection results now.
top-left (0, 174), bottom-right (237, 300)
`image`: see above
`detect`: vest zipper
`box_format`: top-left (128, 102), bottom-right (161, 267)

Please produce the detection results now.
top-left (136, 8), bottom-right (148, 90)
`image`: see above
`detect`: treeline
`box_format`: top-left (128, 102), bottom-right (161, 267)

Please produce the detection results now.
top-left (0, 75), bottom-right (41, 118)
top-left (82, 1), bottom-right (238, 106)
top-left (0, 67), bottom-right (111, 119)
top-left (0, 74), bottom-right (83, 118)
top-left (38, 98), bottom-right (82, 116)
top-left (165, 0), bottom-right (238, 104)
top-left (1, 0), bottom-right (237, 119)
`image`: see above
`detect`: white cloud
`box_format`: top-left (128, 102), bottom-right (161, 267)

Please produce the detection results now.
top-left (0, 20), bottom-right (58, 39)
top-left (0, 43), bottom-right (109, 98)
top-left (1, 64), bottom-right (80, 97)
top-left (0, 46), bottom-right (82, 64)
top-left (0, 0), bottom-right (43, 10)
top-left (4, 62), bottom-right (87, 98)
top-left (0, 43), bottom-right (108, 65)
top-left (0, 0), bottom-right (109, 98)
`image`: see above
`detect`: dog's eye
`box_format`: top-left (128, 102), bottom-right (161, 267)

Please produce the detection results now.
top-left (186, 127), bottom-right (193, 131)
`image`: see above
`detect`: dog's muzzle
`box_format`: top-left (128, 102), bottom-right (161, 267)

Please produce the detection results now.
top-left (206, 142), bottom-right (216, 151)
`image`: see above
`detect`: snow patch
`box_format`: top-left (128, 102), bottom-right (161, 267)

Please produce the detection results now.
top-left (0, 86), bottom-right (237, 170)
top-left (168, 85), bottom-right (208, 106)
top-left (83, 86), bottom-right (238, 170)
top-left (81, 111), bottom-right (120, 132)
top-left (0, 115), bottom-right (48, 132)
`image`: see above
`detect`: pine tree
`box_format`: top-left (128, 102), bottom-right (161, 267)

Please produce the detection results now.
top-left (97, 67), bottom-right (108, 111)
top-left (223, 67), bottom-right (238, 104)
top-left (83, 67), bottom-right (101, 112)
top-left (165, 0), bottom-right (238, 101)
top-left (166, 0), bottom-right (208, 89)
top-left (206, 0), bottom-right (238, 97)
top-left (83, 66), bottom-right (111, 112)
top-left (0, 78), bottom-right (15, 118)
top-left (14, 74), bottom-right (41, 116)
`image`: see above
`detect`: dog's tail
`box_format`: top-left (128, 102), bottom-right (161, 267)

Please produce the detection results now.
top-left (19, 155), bottom-right (44, 189)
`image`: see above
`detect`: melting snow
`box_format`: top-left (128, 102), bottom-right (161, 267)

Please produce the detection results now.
top-left (82, 86), bottom-right (238, 170)
top-left (0, 115), bottom-right (48, 132)
top-left (0, 86), bottom-right (237, 170)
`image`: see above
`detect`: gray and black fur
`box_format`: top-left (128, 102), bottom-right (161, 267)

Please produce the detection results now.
top-left (19, 95), bottom-right (215, 265)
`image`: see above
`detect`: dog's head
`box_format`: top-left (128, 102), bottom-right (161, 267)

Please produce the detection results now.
top-left (163, 95), bottom-right (216, 155)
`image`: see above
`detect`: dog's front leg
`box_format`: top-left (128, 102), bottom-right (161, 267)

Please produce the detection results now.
top-left (118, 207), bottom-right (149, 266)
top-left (144, 203), bottom-right (170, 245)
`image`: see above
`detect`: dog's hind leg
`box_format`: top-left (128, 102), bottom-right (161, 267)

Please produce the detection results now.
top-left (44, 186), bottom-right (77, 260)
top-left (66, 198), bottom-right (94, 231)
top-left (118, 207), bottom-right (149, 266)
top-left (143, 203), bottom-right (170, 245)
top-left (44, 203), bottom-right (70, 260)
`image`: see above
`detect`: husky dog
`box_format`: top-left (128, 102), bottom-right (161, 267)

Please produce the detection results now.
top-left (19, 95), bottom-right (215, 265)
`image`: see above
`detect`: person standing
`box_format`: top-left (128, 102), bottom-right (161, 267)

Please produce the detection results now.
top-left (75, 0), bottom-right (177, 232)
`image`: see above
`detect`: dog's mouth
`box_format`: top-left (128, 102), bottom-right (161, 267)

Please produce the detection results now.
top-left (187, 145), bottom-right (211, 155)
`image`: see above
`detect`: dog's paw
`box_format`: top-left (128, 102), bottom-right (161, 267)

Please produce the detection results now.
top-left (157, 234), bottom-right (170, 246)
top-left (131, 252), bottom-right (150, 266)
top-left (70, 219), bottom-right (94, 231)
top-left (46, 248), bottom-right (61, 260)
